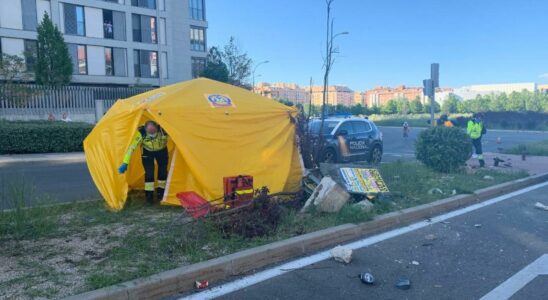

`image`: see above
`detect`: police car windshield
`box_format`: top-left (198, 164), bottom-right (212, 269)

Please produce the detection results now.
top-left (309, 120), bottom-right (340, 135)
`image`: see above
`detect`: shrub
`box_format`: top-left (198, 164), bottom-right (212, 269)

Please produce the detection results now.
top-left (0, 120), bottom-right (93, 154)
top-left (415, 126), bottom-right (472, 173)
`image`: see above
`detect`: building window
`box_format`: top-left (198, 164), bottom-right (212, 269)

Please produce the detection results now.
top-left (191, 57), bottom-right (206, 78)
top-left (132, 14), bottom-right (157, 44)
top-left (189, 0), bottom-right (205, 21)
top-left (103, 10), bottom-right (114, 39)
top-left (68, 44), bottom-right (87, 75)
top-left (133, 50), bottom-right (158, 78)
top-left (23, 40), bottom-right (38, 72)
top-left (105, 47), bottom-right (114, 76)
top-left (131, 0), bottom-right (156, 9)
top-left (190, 27), bottom-right (206, 52)
top-left (64, 4), bottom-right (85, 36)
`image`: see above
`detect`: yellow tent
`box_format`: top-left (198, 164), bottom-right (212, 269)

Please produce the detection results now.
top-left (84, 78), bottom-right (303, 211)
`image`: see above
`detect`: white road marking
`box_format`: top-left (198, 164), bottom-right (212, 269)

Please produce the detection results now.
top-left (480, 254), bottom-right (548, 300)
top-left (181, 181), bottom-right (548, 300)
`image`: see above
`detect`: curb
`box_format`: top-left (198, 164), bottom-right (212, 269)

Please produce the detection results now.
top-left (65, 172), bottom-right (548, 300)
top-left (0, 152), bottom-right (85, 164)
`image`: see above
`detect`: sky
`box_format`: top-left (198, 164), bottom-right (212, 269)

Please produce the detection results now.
top-left (206, 0), bottom-right (548, 91)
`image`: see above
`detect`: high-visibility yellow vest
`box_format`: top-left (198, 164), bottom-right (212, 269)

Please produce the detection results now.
top-left (123, 127), bottom-right (168, 164)
top-left (467, 120), bottom-right (483, 139)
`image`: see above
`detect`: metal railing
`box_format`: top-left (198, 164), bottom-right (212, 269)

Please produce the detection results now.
top-left (0, 84), bottom-right (152, 116)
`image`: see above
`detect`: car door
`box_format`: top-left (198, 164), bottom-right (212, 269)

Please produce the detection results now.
top-left (335, 121), bottom-right (355, 160)
top-left (350, 120), bottom-right (372, 158)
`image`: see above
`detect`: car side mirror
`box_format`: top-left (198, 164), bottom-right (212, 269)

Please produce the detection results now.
top-left (337, 130), bottom-right (348, 136)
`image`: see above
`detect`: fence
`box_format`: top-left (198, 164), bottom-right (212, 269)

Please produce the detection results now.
top-left (0, 84), bottom-right (152, 123)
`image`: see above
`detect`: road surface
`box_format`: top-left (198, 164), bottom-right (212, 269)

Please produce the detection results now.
top-left (178, 183), bottom-right (548, 300)
top-left (0, 127), bottom-right (547, 208)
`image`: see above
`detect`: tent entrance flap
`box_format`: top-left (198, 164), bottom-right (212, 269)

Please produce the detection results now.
top-left (161, 150), bottom-right (177, 203)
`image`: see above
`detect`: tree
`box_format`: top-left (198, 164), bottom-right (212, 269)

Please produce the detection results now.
top-left (394, 97), bottom-right (410, 114)
top-left (442, 94), bottom-right (459, 113)
top-left (200, 47), bottom-right (229, 82)
top-left (0, 53), bottom-right (36, 106)
top-left (35, 13), bottom-right (72, 85)
top-left (223, 37), bottom-right (253, 87)
top-left (381, 100), bottom-right (397, 114)
top-left (423, 101), bottom-right (440, 113)
top-left (409, 97), bottom-right (423, 114)
top-left (350, 103), bottom-right (366, 115)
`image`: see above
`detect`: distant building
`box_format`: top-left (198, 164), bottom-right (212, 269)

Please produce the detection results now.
top-left (308, 85), bottom-right (355, 106)
top-left (365, 85), bottom-right (424, 107)
top-left (0, 0), bottom-right (208, 86)
top-left (354, 92), bottom-right (366, 106)
top-left (436, 82), bottom-right (537, 103)
top-left (538, 84), bottom-right (548, 93)
top-left (255, 82), bottom-right (310, 105)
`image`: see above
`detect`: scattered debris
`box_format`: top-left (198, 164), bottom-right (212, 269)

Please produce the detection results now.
top-left (434, 284), bottom-right (443, 288)
top-left (422, 242), bottom-right (434, 247)
top-left (483, 175), bottom-right (494, 180)
top-left (451, 189), bottom-right (457, 195)
top-left (534, 202), bottom-right (548, 211)
top-left (428, 188), bottom-right (443, 195)
top-left (353, 200), bottom-right (374, 213)
top-left (301, 176), bottom-right (350, 213)
top-left (330, 245), bottom-right (353, 264)
top-left (195, 280), bottom-right (209, 289)
top-left (396, 277), bottom-right (411, 290)
top-left (411, 260), bottom-right (420, 265)
top-left (493, 157), bottom-right (505, 167)
top-left (474, 224), bottom-right (482, 228)
top-left (441, 221), bottom-right (451, 224)
top-left (359, 272), bottom-right (375, 284)
top-left (424, 234), bottom-right (437, 240)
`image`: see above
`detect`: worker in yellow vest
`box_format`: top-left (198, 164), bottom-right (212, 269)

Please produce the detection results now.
top-left (118, 121), bottom-right (169, 204)
top-left (467, 113), bottom-right (486, 167)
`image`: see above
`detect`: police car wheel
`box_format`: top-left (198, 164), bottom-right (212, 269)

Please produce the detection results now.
top-left (369, 146), bottom-right (382, 164)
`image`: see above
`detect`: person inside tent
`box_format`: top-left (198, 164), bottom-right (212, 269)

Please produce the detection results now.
top-left (118, 120), bottom-right (169, 204)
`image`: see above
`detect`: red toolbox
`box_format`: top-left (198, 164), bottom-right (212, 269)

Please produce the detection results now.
top-left (223, 175), bottom-right (254, 208)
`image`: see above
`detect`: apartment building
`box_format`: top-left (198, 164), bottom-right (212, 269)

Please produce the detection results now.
top-left (0, 0), bottom-right (207, 86)
top-left (365, 85), bottom-right (424, 107)
top-left (254, 82), bottom-right (310, 105)
top-left (309, 85), bottom-right (355, 106)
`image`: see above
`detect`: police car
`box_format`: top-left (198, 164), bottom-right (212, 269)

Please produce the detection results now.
top-left (309, 117), bottom-right (383, 164)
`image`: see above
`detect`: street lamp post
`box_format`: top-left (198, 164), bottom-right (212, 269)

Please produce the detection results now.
top-left (252, 60), bottom-right (269, 93)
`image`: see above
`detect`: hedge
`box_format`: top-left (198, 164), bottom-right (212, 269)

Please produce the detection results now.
top-left (415, 126), bottom-right (472, 173)
top-left (0, 121), bottom-right (93, 154)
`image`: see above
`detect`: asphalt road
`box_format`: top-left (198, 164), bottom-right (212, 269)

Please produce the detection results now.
top-left (185, 183), bottom-right (548, 300)
top-left (0, 127), bottom-right (547, 208)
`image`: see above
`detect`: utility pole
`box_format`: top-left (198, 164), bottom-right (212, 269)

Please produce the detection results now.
top-left (423, 63), bottom-right (439, 126)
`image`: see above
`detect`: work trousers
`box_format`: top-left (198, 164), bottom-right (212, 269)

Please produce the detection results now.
top-left (472, 138), bottom-right (483, 156)
top-left (141, 148), bottom-right (168, 192)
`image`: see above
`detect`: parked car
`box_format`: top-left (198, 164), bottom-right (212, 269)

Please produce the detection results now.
top-left (308, 117), bottom-right (383, 164)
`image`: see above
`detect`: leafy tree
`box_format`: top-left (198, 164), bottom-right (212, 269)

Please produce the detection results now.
top-left (200, 47), bottom-right (229, 82)
top-left (409, 97), bottom-right (423, 114)
top-left (506, 91), bottom-right (525, 111)
top-left (35, 13), bottom-right (72, 85)
top-left (489, 93), bottom-right (507, 112)
top-left (381, 100), bottom-right (397, 114)
top-left (222, 37), bottom-right (253, 87)
top-left (423, 100), bottom-right (440, 113)
top-left (442, 94), bottom-right (459, 113)
top-left (0, 54), bottom-right (37, 106)
top-left (392, 97), bottom-right (410, 114)
top-left (350, 103), bottom-right (367, 115)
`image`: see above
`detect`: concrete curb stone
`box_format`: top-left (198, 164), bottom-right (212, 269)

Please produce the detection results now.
top-left (64, 172), bottom-right (548, 300)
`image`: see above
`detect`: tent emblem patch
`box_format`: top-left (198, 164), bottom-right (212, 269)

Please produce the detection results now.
top-left (206, 94), bottom-right (235, 108)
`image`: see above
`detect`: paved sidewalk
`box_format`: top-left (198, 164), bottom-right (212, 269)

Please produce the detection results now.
top-left (0, 152), bottom-right (85, 164)
top-left (467, 152), bottom-right (548, 175)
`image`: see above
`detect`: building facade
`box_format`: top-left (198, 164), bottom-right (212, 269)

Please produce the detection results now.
top-left (309, 85), bottom-right (355, 106)
top-left (0, 0), bottom-right (207, 86)
top-left (254, 82), bottom-right (310, 105)
top-left (365, 85), bottom-right (424, 107)
top-left (436, 82), bottom-right (538, 103)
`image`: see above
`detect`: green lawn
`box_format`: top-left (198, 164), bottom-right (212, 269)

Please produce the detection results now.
top-left (0, 161), bottom-right (526, 299)
top-left (502, 140), bottom-right (548, 156)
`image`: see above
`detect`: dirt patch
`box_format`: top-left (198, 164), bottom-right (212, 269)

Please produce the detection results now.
top-left (0, 219), bottom-right (134, 299)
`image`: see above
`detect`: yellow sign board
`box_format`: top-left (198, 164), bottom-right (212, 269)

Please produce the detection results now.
top-left (339, 168), bottom-right (389, 194)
